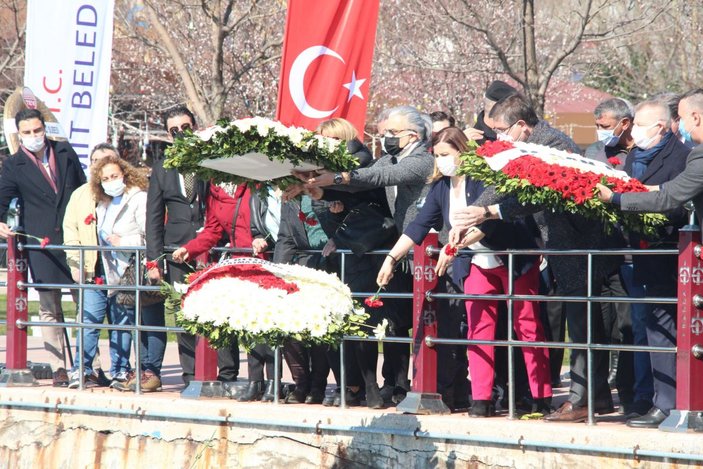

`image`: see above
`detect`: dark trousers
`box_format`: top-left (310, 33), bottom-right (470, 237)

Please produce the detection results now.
top-left (436, 266), bottom-right (470, 409)
top-left (380, 264), bottom-right (412, 392)
top-left (600, 267), bottom-right (635, 405)
top-left (247, 344), bottom-right (280, 381)
top-left (539, 265), bottom-right (566, 386)
top-left (283, 339), bottom-right (329, 394)
top-left (327, 345), bottom-right (362, 388)
top-left (551, 256), bottom-right (611, 407)
top-left (139, 302), bottom-right (166, 376)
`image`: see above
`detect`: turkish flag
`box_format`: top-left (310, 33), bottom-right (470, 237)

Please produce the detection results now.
top-left (276, 0), bottom-right (380, 135)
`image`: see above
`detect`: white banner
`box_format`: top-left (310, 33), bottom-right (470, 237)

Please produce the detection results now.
top-left (24, 0), bottom-right (114, 172)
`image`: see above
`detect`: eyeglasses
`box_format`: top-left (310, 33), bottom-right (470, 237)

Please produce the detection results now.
top-left (168, 123), bottom-right (193, 137)
top-left (492, 122), bottom-right (517, 134)
top-left (384, 128), bottom-right (416, 137)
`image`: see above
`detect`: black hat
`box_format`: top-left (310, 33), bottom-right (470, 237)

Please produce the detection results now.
top-left (485, 80), bottom-right (517, 102)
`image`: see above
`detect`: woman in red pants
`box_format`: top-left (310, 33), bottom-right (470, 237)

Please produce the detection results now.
top-left (378, 127), bottom-right (552, 417)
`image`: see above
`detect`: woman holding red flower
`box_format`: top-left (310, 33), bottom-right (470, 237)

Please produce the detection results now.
top-left (377, 127), bottom-right (552, 417)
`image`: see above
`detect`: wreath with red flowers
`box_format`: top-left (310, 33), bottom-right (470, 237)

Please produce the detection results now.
top-left (457, 140), bottom-right (667, 236)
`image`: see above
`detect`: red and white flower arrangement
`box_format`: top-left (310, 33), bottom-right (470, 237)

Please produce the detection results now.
top-left (164, 258), bottom-right (371, 350)
top-left (458, 140), bottom-right (667, 235)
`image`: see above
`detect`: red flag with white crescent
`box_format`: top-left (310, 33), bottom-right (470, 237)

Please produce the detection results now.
top-left (276, 0), bottom-right (380, 135)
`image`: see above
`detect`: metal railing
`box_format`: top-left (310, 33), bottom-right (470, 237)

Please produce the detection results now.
top-left (1, 229), bottom-right (702, 431)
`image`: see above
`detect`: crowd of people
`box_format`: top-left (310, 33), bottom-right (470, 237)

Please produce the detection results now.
top-left (2, 83), bottom-right (703, 429)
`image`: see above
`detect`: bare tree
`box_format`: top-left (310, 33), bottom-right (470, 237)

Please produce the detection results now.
top-left (382, 0), bottom-right (668, 116)
top-left (0, 0), bottom-right (25, 98)
top-left (115, 0), bottom-right (284, 126)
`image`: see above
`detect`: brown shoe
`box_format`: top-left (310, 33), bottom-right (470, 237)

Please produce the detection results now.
top-left (129, 370), bottom-right (162, 393)
top-left (544, 401), bottom-right (589, 423)
top-left (110, 370), bottom-right (137, 392)
top-left (52, 367), bottom-right (69, 387)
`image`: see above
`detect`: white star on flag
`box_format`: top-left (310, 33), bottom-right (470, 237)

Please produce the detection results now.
top-left (343, 71), bottom-right (366, 102)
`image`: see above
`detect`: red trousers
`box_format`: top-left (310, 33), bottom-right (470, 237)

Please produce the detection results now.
top-left (463, 262), bottom-right (552, 400)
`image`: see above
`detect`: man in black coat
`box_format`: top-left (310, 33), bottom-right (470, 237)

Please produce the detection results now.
top-left (604, 99), bottom-right (689, 428)
top-left (0, 108), bottom-right (86, 386)
top-left (145, 106), bottom-right (238, 386)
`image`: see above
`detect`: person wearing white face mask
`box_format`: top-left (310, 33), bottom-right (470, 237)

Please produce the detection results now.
top-left (0, 108), bottom-right (86, 387)
top-left (585, 98), bottom-right (635, 170)
top-left (89, 156), bottom-right (157, 391)
top-left (377, 127), bottom-right (551, 417)
top-left (596, 98), bottom-right (690, 428)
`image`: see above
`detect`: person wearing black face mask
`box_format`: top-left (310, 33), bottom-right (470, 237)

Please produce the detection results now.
top-left (306, 106), bottom-right (435, 407)
top-left (145, 105), bottom-right (241, 390)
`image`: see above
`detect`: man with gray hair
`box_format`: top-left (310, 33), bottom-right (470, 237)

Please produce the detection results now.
top-left (307, 105), bottom-right (434, 406)
top-left (585, 97), bottom-right (635, 169)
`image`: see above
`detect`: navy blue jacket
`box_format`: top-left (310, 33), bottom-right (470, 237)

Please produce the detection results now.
top-left (404, 176), bottom-right (539, 286)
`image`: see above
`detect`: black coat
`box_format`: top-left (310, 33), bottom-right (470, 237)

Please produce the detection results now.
top-left (0, 140), bottom-right (86, 285)
top-left (624, 134), bottom-right (690, 286)
top-left (145, 158), bottom-right (208, 279)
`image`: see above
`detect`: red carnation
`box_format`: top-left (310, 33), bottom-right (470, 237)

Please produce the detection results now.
top-left (607, 156), bottom-right (622, 167)
top-left (305, 217), bottom-right (318, 226)
top-left (364, 296), bottom-right (384, 308)
top-left (94, 277), bottom-right (104, 285)
top-left (476, 140), bottom-right (515, 158)
top-left (146, 260), bottom-right (159, 271)
top-left (84, 213), bottom-right (96, 225)
top-left (639, 240), bottom-right (650, 249)
top-left (443, 244), bottom-right (458, 257)
top-left (40, 237), bottom-right (50, 248)
top-left (298, 210), bottom-right (307, 222)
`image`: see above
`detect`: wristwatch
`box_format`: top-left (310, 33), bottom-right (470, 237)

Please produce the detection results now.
top-left (333, 173), bottom-right (343, 185)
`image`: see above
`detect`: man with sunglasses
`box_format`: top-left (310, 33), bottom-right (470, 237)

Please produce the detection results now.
top-left (145, 105), bottom-right (239, 388)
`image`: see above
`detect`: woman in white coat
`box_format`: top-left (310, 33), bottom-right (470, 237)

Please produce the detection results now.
top-left (90, 157), bottom-right (163, 392)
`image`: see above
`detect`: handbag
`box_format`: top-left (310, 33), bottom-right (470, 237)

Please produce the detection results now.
top-left (116, 255), bottom-right (165, 307)
top-left (334, 202), bottom-right (398, 256)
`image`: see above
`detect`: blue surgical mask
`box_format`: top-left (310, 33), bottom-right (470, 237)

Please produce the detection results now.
top-left (597, 126), bottom-right (622, 148)
top-left (679, 118), bottom-right (693, 144)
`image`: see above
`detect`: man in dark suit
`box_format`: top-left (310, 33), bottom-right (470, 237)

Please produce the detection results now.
top-left (598, 89), bottom-right (703, 428)
top-left (599, 88), bottom-right (703, 225)
top-left (0, 108), bottom-right (86, 386)
top-left (145, 106), bottom-right (238, 386)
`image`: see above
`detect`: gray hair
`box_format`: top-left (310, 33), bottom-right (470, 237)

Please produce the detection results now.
top-left (634, 99), bottom-right (672, 129)
top-left (386, 105), bottom-right (432, 142)
top-left (594, 98), bottom-right (634, 121)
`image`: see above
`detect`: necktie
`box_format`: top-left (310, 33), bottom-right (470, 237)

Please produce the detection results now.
top-left (183, 173), bottom-right (196, 200)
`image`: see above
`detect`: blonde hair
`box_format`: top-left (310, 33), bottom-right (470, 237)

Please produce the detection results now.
top-left (316, 118), bottom-right (358, 141)
top-left (90, 156), bottom-right (148, 202)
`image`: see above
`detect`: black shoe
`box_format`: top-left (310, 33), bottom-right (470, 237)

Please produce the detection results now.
top-left (379, 385), bottom-right (394, 404)
top-left (627, 407), bottom-right (668, 428)
top-left (285, 388), bottom-right (307, 404)
top-left (516, 396), bottom-right (552, 415)
top-left (305, 390), bottom-right (325, 404)
top-left (469, 400), bottom-right (496, 418)
top-left (237, 381), bottom-right (265, 402)
top-left (261, 380), bottom-right (283, 402)
top-left (324, 388), bottom-right (361, 407)
top-left (364, 384), bottom-right (385, 409)
top-left (94, 368), bottom-right (111, 387)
